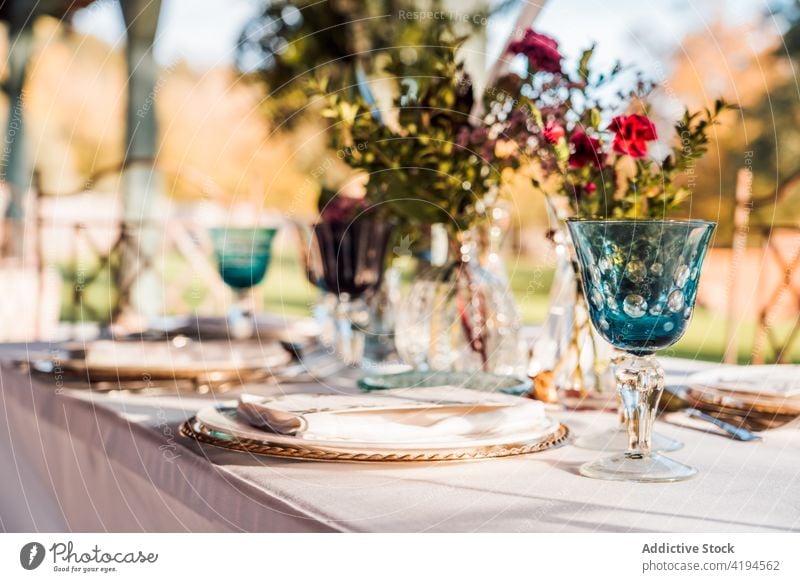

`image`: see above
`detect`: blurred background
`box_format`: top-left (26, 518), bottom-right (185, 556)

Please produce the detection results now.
top-left (0, 0), bottom-right (798, 363)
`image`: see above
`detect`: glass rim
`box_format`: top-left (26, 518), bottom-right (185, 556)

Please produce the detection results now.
top-left (565, 218), bottom-right (716, 227)
top-left (209, 226), bottom-right (279, 233)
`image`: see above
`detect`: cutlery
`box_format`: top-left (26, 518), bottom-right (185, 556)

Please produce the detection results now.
top-left (664, 384), bottom-right (786, 438)
top-left (684, 408), bottom-right (762, 442)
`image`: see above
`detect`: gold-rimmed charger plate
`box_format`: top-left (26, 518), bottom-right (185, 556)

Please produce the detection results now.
top-left (686, 365), bottom-right (800, 419)
top-left (29, 338), bottom-right (292, 393)
top-left (180, 411), bottom-right (570, 463)
top-left (41, 339), bottom-right (292, 383)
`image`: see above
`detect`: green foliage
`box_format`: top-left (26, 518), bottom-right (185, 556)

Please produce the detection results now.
top-left (314, 24), bottom-right (530, 230)
top-left (237, 0), bottom-right (488, 131)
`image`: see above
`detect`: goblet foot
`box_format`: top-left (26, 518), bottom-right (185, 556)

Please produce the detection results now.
top-left (579, 451), bottom-right (697, 483)
top-left (574, 427), bottom-right (683, 452)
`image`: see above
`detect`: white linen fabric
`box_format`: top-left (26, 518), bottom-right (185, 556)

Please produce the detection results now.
top-left (1, 346), bottom-right (798, 533)
top-left (236, 387), bottom-right (549, 444)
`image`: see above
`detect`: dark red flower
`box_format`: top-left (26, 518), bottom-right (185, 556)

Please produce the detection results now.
top-left (320, 195), bottom-right (368, 223)
top-left (585, 182), bottom-right (597, 194)
top-left (543, 121), bottom-right (565, 144)
top-left (508, 29), bottom-right (562, 75)
top-left (455, 126), bottom-right (472, 148)
top-left (568, 132), bottom-right (605, 168)
top-left (609, 114), bottom-right (658, 158)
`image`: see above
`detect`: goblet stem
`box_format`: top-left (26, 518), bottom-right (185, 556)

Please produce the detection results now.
top-left (228, 288), bottom-right (256, 339)
top-left (616, 354), bottom-right (665, 456)
top-left (334, 295), bottom-right (368, 367)
top-left (573, 368), bottom-right (683, 452)
top-left (579, 351), bottom-right (696, 482)
top-left (312, 292), bottom-right (338, 348)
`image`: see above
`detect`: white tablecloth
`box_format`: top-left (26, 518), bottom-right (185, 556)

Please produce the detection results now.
top-left (1, 345), bottom-right (798, 532)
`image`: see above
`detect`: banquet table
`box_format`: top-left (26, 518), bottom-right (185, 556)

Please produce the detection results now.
top-left (1, 342), bottom-right (798, 533)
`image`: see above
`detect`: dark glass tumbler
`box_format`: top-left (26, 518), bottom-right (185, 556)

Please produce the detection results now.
top-left (304, 217), bottom-right (394, 365)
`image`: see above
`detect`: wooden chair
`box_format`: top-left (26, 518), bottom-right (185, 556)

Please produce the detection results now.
top-left (31, 157), bottom-right (229, 338)
top-left (724, 169), bottom-right (800, 364)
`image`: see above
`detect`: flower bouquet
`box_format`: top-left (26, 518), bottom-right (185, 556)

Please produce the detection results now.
top-left (501, 28), bottom-right (732, 398)
top-left (312, 26), bottom-right (536, 374)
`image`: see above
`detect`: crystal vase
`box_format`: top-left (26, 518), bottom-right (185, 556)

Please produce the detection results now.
top-left (528, 207), bottom-right (615, 401)
top-left (395, 225), bottom-right (521, 375)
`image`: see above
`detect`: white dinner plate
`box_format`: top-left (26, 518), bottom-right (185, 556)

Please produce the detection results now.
top-left (194, 404), bottom-right (562, 453)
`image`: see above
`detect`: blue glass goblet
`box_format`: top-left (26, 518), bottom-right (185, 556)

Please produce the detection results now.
top-left (210, 227), bottom-right (278, 339)
top-left (567, 219), bottom-right (715, 482)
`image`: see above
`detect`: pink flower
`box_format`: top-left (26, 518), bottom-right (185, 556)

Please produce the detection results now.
top-left (507, 29), bottom-right (562, 75)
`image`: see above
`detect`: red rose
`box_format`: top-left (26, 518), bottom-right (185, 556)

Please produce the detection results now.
top-left (568, 131), bottom-right (605, 168)
top-left (543, 121), bottom-right (565, 144)
top-left (508, 29), bottom-right (562, 75)
top-left (585, 182), bottom-right (597, 194)
top-left (609, 114), bottom-right (658, 158)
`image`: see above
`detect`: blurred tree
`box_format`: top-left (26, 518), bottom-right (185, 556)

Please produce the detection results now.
top-left (24, 18), bottom-right (126, 194)
top-left (234, 0), bottom-right (502, 199)
top-left (741, 0), bottom-right (800, 220)
top-left (662, 2), bottom-right (800, 241)
top-left (235, 0), bottom-right (498, 126)
top-left (0, 0), bottom-right (96, 255)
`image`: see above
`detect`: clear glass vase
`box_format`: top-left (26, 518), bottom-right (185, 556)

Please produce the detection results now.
top-left (528, 203), bottom-right (615, 401)
top-left (395, 225), bottom-right (521, 375)
top-left (362, 265), bottom-right (403, 368)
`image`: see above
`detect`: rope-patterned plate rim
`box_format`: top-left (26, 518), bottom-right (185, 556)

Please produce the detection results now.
top-left (180, 417), bottom-right (570, 463)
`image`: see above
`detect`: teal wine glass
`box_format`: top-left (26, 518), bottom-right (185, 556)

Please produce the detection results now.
top-left (210, 227), bottom-right (278, 339)
top-left (567, 219), bottom-right (715, 482)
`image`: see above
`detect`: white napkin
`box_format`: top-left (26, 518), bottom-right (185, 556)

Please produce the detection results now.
top-left (237, 387), bottom-right (547, 444)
